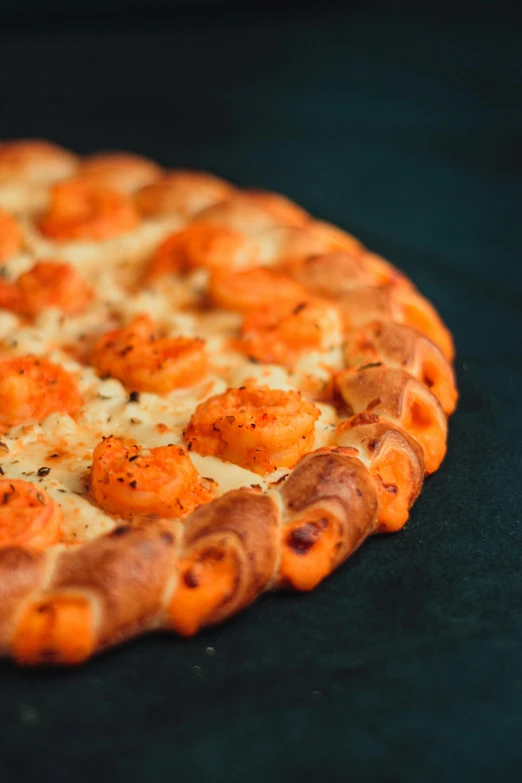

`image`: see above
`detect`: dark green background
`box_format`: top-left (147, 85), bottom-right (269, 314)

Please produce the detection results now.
top-left (1, 3), bottom-right (521, 781)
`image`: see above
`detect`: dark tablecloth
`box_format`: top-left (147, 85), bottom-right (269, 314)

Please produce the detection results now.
top-left (1, 3), bottom-right (521, 781)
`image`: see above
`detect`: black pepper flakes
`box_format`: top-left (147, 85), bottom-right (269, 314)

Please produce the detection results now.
top-left (37, 467), bottom-right (51, 477)
top-left (128, 391), bottom-right (140, 403)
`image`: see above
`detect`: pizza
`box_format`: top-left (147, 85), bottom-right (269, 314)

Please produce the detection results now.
top-left (0, 139), bottom-right (458, 665)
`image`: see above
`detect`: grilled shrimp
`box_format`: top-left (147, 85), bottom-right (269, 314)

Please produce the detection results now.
top-left (0, 209), bottom-right (22, 261)
top-left (209, 266), bottom-right (308, 313)
top-left (0, 480), bottom-right (62, 548)
top-left (0, 261), bottom-right (93, 317)
top-left (184, 385), bottom-right (320, 474)
top-left (91, 314), bottom-right (208, 394)
top-left (240, 297), bottom-right (341, 367)
top-left (145, 223), bottom-right (253, 279)
top-left (38, 179), bottom-right (139, 241)
top-left (89, 436), bottom-right (213, 518)
top-left (0, 355), bottom-right (81, 431)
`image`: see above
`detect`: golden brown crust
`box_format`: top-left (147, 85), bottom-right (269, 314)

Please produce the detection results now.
top-left (78, 152), bottom-right (163, 193)
top-left (178, 489), bottom-right (280, 624)
top-left (337, 285), bottom-right (400, 330)
top-left (195, 196), bottom-right (302, 235)
top-left (279, 450), bottom-right (379, 569)
top-left (135, 171), bottom-right (234, 219)
top-left (0, 546), bottom-right (49, 648)
top-left (239, 189), bottom-right (310, 227)
top-left (336, 365), bottom-right (448, 474)
top-left (344, 321), bottom-right (458, 415)
top-left (337, 284), bottom-right (454, 362)
top-left (0, 140), bottom-right (78, 183)
top-left (280, 250), bottom-right (375, 296)
top-left (336, 413), bottom-right (424, 531)
top-left (48, 520), bottom-right (181, 646)
top-left (0, 451), bottom-right (383, 660)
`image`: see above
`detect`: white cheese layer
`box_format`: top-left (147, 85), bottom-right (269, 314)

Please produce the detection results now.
top-left (0, 220), bottom-right (341, 544)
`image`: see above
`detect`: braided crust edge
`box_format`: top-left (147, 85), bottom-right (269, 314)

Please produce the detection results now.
top-left (0, 452), bottom-right (379, 664)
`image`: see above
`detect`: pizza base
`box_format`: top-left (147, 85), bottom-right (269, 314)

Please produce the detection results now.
top-left (0, 140), bottom-right (457, 665)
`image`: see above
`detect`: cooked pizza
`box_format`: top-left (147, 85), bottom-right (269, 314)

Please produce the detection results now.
top-left (0, 139), bottom-right (458, 665)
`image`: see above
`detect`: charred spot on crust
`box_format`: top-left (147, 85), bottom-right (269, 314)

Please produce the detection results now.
top-left (110, 525), bottom-right (132, 538)
top-left (184, 569), bottom-right (200, 588)
top-left (358, 362), bottom-right (382, 371)
top-left (368, 439), bottom-right (379, 452)
top-left (286, 522), bottom-right (324, 555)
top-left (382, 482), bottom-right (398, 494)
top-left (128, 391), bottom-right (140, 403)
top-left (351, 412), bottom-right (379, 427)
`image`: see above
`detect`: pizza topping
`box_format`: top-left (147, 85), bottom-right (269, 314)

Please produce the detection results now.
top-left (38, 179), bottom-right (139, 241)
top-left (0, 355), bottom-right (81, 431)
top-left (239, 297), bottom-right (341, 368)
top-left (145, 223), bottom-right (253, 278)
top-left (0, 209), bottom-right (22, 261)
top-left (0, 261), bottom-right (93, 318)
top-left (209, 266), bottom-right (308, 313)
top-left (0, 478), bottom-right (62, 548)
top-left (89, 435), bottom-right (214, 518)
top-left (91, 314), bottom-right (208, 394)
top-left (184, 385), bottom-right (320, 474)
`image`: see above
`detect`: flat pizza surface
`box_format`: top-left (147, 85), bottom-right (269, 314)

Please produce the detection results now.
top-left (0, 140), bottom-right (457, 665)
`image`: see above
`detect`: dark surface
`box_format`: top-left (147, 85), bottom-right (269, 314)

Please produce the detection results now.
top-left (1, 4), bottom-right (521, 782)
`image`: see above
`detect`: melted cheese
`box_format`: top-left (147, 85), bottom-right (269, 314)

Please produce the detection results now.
top-left (0, 213), bottom-right (343, 545)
